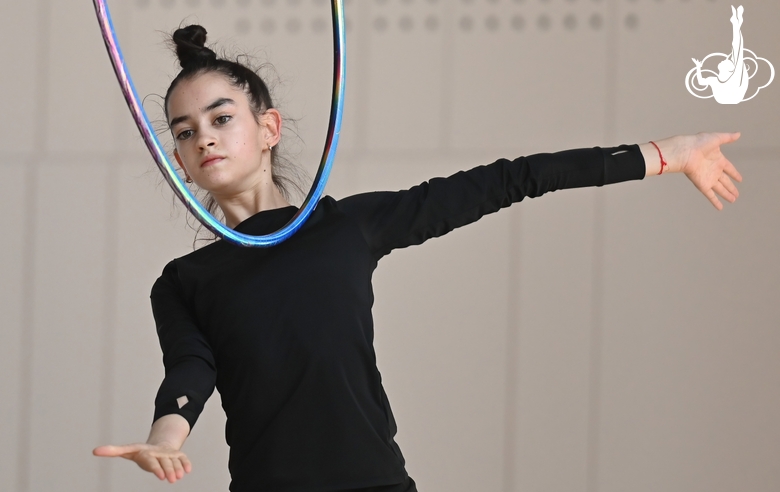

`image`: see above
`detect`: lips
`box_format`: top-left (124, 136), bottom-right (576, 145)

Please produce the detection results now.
top-left (201, 155), bottom-right (225, 167)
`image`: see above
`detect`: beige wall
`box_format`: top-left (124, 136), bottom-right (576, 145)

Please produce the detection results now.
top-left (1, 0), bottom-right (779, 491)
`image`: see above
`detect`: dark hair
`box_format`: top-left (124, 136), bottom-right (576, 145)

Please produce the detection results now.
top-left (165, 24), bottom-right (303, 246)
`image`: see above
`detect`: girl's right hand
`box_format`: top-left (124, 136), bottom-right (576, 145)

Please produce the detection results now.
top-left (93, 443), bottom-right (192, 483)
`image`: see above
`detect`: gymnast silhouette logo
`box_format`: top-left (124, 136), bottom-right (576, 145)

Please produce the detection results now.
top-left (685, 5), bottom-right (774, 104)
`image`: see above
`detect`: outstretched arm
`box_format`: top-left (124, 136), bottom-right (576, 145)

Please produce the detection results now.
top-left (340, 132), bottom-right (742, 261)
top-left (639, 132), bottom-right (742, 210)
top-left (93, 260), bottom-right (217, 484)
top-left (340, 143), bottom-right (646, 260)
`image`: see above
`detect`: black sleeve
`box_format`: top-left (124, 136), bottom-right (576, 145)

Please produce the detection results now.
top-left (338, 144), bottom-right (645, 260)
top-left (150, 260), bottom-right (217, 431)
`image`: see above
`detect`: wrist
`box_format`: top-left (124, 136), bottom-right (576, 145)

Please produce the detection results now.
top-left (650, 141), bottom-right (668, 175)
top-left (147, 440), bottom-right (180, 451)
top-left (640, 136), bottom-right (685, 176)
top-left (147, 414), bottom-right (190, 450)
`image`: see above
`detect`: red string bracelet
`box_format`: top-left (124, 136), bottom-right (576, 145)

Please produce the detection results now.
top-left (650, 141), bottom-right (667, 175)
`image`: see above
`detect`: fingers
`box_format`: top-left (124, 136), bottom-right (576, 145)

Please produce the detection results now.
top-left (719, 174), bottom-right (739, 199)
top-left (718, 131), bottom-right (740, 144)
top-left (160, 457), bottom-right (176, 483)
top-left (181, 453), bottom-right (193, 474)
top-left (701, 170), bottom-right (739, 210)
top-left (93, 445), bottom-right (116, 457)
top-left (158, 455), bottom-right (189, 483)
top-left (713, 181), bottom-right (737, 204)
top-left (143, 456), bottom-right (167, 481)
top-left (723, 158), bottom-right (743, 183)
top-left (96, 443), bottom-right (191, 483)
top-left (705, 188), bottom-right (724, 211)
top-left (705, 173), bottom-right (740, 210)
top-left (93, 444), bottom-right (141, 458)
top-left (683, 131), bottom-right (742, 210)
top-left (140, 454), bottom-right (190, 483)
top-left (715, 133), bottom-right (742, 182)
top-left (172, 456), bottom-right (186, 480)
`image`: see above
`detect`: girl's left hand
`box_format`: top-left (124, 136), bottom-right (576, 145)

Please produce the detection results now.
top-left (645, 132), bottom-right (743, 210)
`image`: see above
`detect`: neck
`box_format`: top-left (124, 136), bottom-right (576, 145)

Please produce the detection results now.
top-left (214, 183), bottom-right (292, 229)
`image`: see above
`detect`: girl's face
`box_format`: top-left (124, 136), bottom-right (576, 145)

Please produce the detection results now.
top-left (167, 71), bottom-right (280, 197)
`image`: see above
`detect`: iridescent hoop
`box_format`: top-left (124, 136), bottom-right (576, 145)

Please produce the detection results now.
top-left (92, 0), bottom-right (346, 247)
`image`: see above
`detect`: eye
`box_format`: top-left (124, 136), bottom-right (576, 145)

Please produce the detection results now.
top-left (215, 115), bottom-right (232, 125)
top-left (176, 129), bottom-right (194, 141)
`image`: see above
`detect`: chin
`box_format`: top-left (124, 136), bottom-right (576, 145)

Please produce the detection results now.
top-left (204, 177), bottom-right (252, 196)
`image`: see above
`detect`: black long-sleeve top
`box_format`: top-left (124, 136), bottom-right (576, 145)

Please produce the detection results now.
top-left (150, 145), bottom-right (645, 492)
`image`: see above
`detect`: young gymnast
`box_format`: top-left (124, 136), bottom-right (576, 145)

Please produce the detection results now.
top-left (93, 25), bottom-right (742, 492)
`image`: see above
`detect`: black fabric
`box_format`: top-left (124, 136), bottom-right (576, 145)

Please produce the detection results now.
top-left (150, 145), bottom-right (645, 492)
top-left (345, 475), bottom-right (417, 492)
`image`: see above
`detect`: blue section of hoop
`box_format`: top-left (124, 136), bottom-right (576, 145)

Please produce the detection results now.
top-left (93, 0), bottom-right (346, 247)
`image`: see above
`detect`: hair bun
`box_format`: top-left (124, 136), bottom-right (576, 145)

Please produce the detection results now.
top-left (172, 25), bottom-right (217, 69)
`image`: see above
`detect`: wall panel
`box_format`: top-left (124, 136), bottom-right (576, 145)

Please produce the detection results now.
top-left (451, 0), bottom-right (609, 153)
top-left (512, 187), bottom-right (597, 492)
top-left (45, 0), bottom-right (123, 154)
top-left (0, 2), bottom-right (38, 154)
top-left (364, 1), bottom-right (445, 151)
top-left (598, 155), bottom-right (780, 492)
top-left (27, 161), bottom-right (110, 492)
top-left (0, 164), bottom-right (29, 491)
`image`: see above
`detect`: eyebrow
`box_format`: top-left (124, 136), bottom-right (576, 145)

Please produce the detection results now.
top-left (169, 98), bottom-right (236, 128)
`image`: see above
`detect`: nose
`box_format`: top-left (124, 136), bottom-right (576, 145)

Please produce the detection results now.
top-left (197, 130), bottom-right (217, 151)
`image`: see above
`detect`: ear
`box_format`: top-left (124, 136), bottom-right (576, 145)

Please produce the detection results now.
top-left (259, 109), bottom-right (282, 149)
top-left (173, 150), bottom-right (190, 180)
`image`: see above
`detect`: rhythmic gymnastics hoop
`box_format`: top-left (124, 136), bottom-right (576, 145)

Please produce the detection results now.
top-left (92, 0), bottom-right (346, 247)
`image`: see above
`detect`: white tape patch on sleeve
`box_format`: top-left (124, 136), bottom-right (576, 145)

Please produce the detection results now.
top-left (177, 396), bottom-right (189, 409)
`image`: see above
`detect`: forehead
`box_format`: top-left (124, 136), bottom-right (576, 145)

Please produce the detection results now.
top-left (167, 71), bottom-right (250, 117)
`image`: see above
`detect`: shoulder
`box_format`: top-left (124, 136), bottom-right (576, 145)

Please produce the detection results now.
top-left (152, 239), bottom-right (226, 293)
top-left (177, 236), bottom-right (229, 263)
top-left (306, 194), bottom-right (360, 223)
